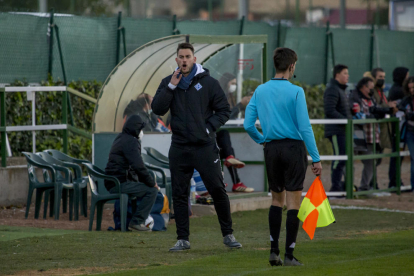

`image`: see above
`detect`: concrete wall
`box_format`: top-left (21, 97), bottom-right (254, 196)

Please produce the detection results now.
top-left (0, 165), bottom-right (37, 207)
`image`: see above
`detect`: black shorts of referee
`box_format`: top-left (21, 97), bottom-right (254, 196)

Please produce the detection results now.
top-left (264, 138), bottom-right (308, 193)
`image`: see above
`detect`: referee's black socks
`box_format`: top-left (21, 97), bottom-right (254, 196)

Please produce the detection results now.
top-left (269, 205), bottom-right (283, 255)
top-left (285, 209), bottom-right (299, 259)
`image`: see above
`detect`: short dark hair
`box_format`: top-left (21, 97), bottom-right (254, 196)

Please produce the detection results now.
top-left (371, 67), bottom-right (384, 79)
top-left (273, 47), bottom-right (298, 72)
top-left (356, 77), bottom-right (374, 90)
top-left (177, 42), bottom-right (194, 55)
top-left (333, 64), bottom-right (348, 78)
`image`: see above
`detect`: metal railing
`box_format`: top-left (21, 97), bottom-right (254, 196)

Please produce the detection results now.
top-left (224, 117), bottom-right (410, 198)
top-left (0, 86), bottom-right (95, 167)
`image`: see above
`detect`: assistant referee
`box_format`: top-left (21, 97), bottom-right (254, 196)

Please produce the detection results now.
top-left (244, 47), bottom-right (322, 266)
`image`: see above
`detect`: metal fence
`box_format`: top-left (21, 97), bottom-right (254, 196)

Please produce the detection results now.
top-left (0, 86), bottom-right (94, 167)
top-left (0, 12), bottom-right (413, 86)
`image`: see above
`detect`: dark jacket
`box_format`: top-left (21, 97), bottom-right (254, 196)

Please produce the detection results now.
top-left (230, 103), bottom-right (244, 119)
top-left (105, 115), bottom-right (155, 190)
top-left (151, 66), bottom-right (230, 146)
top-left (399, 95), bottom-right (414, 132)
top-left (388, 67), bottom-right (409, 102)
top-left (323, 78), bottom-right (352, 137)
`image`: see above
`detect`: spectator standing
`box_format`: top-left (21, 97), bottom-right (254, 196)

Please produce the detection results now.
top-left (323, 64), bottom-right (352, 192)
top-left (398, 76), bottom-right (414, 192)
top-left (349, 77), bottom-right (381, 191)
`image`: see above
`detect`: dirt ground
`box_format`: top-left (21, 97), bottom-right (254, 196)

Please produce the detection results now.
top-left (1, 160), bottom-right (413, 231)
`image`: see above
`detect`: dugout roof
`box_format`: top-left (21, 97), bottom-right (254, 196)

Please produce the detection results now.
top-left (93, 34), bottom-right (267, 133)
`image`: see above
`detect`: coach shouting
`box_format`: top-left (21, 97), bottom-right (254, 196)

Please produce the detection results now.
top-left (152, 42), bottom-right (242, 251)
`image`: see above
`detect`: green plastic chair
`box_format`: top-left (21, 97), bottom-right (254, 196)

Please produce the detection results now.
top-left (37, 152), bottom-right (87, 221)
top-left (83, 163), bottom-right (130, 232)
top-left (43, 150), bottom-right (89, 217)
top-left (141, 153), bottom-right (172, 210)
top-left (144, 147), bottom-right (169, 165)
top-left (22, 152), bottom-right (75, 220)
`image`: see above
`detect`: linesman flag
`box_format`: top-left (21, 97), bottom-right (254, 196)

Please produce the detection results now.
top-left (298, 176), bottom-right (335, 240)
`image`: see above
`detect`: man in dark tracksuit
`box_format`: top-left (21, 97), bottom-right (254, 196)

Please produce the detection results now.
top-left (152, 42), bottom-right (242, 251)
top-left (105, 115), bottom-right (159, 231)
top-left (324, 64), bottom-right (352, 192)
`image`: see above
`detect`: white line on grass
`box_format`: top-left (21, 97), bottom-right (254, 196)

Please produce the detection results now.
top-left (331, 205), bottom-right (414, 214)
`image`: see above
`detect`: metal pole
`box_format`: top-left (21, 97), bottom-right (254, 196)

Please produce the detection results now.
top-left (208, 0), bottom-right (213, 21)
top-left (32, 92), bottom-right (36, 153)
top-left (295, 0), bottom-right (300, 26)
top-left (39, 0), bottom-right (47, 13)
top-left (1, 90), bottom-right (6, 167)
top-left (277, 20), bottom-right (281, 48)
top-left (239, 15), bottom-right (245, 35)
top-left (340, 0), bottom-right (346, 29)
top-left (122, 28), bottom-right (127, 58)
top-left (48, 9), bottom-right (54, 77)
top-left (62, 89), bottom-right (68, 154)
top-left (324, 21), bottom-right (330, 84)
top-left (395, 119), bottom-right (401, 195)
top-left (238, 0), bottom-right (248, 20)
top-left (345, 119), bottom-right (354, 199)
top-left (116, 11), bottom-right (122, 65)
top-left (54, 25), bottom-right (67, 85)
top-left (369, 24), bottom-right (374, 71)
top-left (330, 33), bottom-right (335, 68)
top-left (309, 0), bottom-right (313, 26)
top-left (372, 123), bottom-right (376, 189)
top-left (375, 0), bottom-right (380, 26)
top-left (262, 42), bottom-right (267, 83)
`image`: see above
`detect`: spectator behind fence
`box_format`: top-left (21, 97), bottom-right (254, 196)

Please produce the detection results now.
top-left (349, 77), bottom-right (382, 191)
top-left (388, 67), bottom-right (410, 189)
top-left (105, 114), bottom-right (159, 231)
top-left (323, 64), bottom-right (352, 192)
top-left (398, 76), bottom-right (414, 192)
top-left (388, 67), bottom-right (409, 103)
top-left (123, 94), bottom-right (169, 133)
top-left (217, 75), bottom-right (254, 193)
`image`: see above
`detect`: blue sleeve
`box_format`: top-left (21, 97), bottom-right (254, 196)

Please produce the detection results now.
top-left (244, 91), bottom-right (265, 144)
top-left (296, 89), bottom-right (320, 162)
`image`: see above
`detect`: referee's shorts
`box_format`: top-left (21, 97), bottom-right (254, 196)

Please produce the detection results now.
top-left (264, 138), bottom-right (308, 193)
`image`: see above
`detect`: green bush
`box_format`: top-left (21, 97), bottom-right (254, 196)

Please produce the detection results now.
top-left (5, 77), bottom-right (101, 161)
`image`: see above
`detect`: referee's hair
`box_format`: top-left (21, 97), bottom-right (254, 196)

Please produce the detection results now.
top-left (177, 42), bottom-right (194, 55)
top-left (273, 47), bottom-right (298, 72)
top-left (333, 64), bottom-right (348, 78)
top-left (356, 77), bottom-right (374, 90)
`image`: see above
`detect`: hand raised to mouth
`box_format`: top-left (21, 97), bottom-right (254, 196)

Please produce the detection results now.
top-left (170, 68), bottom-right (182, 86)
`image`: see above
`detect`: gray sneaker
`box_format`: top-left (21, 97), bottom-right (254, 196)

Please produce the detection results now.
top-left (269, 252), bottom-right (283, 266)
top-left (169, 240), bottom-right (191, 252)
top-left (284, 255), bottom-right (303, 266)
top-left (223, 234), bottom-right (242, 249)
top-left (129, 224), bottom-right (151, 231)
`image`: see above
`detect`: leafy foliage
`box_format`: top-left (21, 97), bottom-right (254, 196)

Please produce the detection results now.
top-left (5, 77), bottom-right (101, 161)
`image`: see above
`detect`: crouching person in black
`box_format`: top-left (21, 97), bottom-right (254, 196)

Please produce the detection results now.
top-left (105, 114), bottom-right (159, 231)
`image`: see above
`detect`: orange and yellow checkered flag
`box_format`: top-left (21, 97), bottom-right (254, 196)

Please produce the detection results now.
top-left (298, 176), bottom-right (335, 240)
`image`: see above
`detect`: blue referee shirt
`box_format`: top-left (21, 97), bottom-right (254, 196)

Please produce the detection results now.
top-left (244, 78), bottom-right (321, 163)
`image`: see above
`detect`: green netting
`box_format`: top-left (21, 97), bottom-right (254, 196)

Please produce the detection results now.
top-left (0, 14), bottom-right (49, 83)
top-left (374, 30), bottom-right (414, 82)
top-left (122, 18), bottom-right (172, 55)
top-left (244, 21), bottom-right (278, 81)
top-left (51, 16), bottom-right (117, 83)
top-left (328, 29), bottom-right (371, 84)
top-left (283, 27), bottom-right (326, 85)
top-left (177, 20), bottom-right (240, 35)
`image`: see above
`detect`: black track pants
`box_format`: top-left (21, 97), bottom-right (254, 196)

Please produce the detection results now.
top-left (169, 142), bottom-right (233, 241)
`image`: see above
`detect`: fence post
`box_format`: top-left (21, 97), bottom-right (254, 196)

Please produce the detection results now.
top-left (369, 24), bottom-right (375, 71)
top-left (122, 28), bottom-right (127, 58)
top-left (345, 119), bottom-right (354, 199)
top-left (62, 89), bottom-right (68, 154)
top-left (324, 21), bottom-right (330, 84)
top-left (329, 33), bottom-right (335, 68)
top-left (48, 9), bottom-right (54, 77)
top-left (1, 89), bottom-right (6, 167)
top-left (116, 11), bottom-right (122, 65)
top-left (372, 122), bottom-right (377, 189)
top-left (239, 15), bottom-right (245, 35)
top-left (395, 119), bottom-right (401, 195)
top-left (262, 42), bottom-right (267, 83)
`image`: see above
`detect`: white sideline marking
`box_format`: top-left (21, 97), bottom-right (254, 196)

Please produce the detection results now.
top-left (331, 205), bottom-right (414, 214)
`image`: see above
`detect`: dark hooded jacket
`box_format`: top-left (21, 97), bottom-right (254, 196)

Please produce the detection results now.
top-left (104, 115), bottom-right (155, 190)
top-left (323, 78), bottom-right (352, 137)
top-left (388, 67), bottom-right (409, 102)
top-left (151, 66), bottom-right (230, 146)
